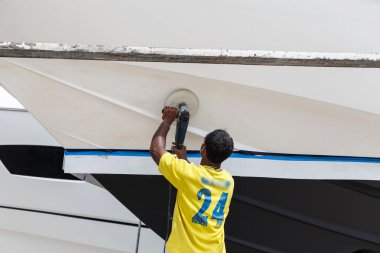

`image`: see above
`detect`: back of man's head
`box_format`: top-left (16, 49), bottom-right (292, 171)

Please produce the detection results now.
top-left (204, 129), bottom-right (234, 164)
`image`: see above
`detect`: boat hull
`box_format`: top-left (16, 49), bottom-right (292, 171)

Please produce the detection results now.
top-left (0, 109), bottom-right (164, 253)
top-left (1, 58), bottom-right (380, 157)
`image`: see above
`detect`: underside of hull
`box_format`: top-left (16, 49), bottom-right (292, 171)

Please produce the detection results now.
top-left (93, 174), bottom-right (380, 253)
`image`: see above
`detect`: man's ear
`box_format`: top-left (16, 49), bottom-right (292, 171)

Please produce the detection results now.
top-left (201, 146), bottom-right (207, 157)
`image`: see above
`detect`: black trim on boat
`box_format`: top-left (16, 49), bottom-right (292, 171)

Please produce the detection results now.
top-left (225, 236), bottom-right (284, 253)
top-left (0, 205), bottom-right (148, 228)
top-left (0, 145), bottom-right (78, 180)
top-left (233, 193), bottom-right (380, 245)
top-left (328, 181), bottom-right (380, 200)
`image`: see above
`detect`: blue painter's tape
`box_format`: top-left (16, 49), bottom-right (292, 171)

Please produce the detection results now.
top-left (64, 149), bottom-right (380, 164)
top-left (64, 150), bottom-right (150, 157)
top-left (65, 149), bottom-right (203, 158)
top-left (230, 153), bottom-right (380, 163)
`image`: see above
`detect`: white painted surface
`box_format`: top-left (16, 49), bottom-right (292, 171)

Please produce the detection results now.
top-left (0, 86), bottom-right (23, 109)
top-left (1, 0), bottom-right (380, 157)
top-left (0, 161), bottom-right (147, 252)
top-left (126, 62), bottom-right (380, 117)
top-left (0, 0), bottom-right (380, 156)
top-left (0, 110), bottom-right (58, 145)
top-left (0, 207), bottom-right (136, 252)
top-left (0, 164), bottom-right (137, 225)
top-left (1, 58), bottom-right (380, 156)
top-left (0, 109), bottom-right (133, 222)
top-left (0, 0), bottom-right (379, 52)
top-left (0, 228), bottom-right (127, 253)
top-left (139, 228), bottom-right (167, 253)
top-left (0, 110), bottom-right (164, 252)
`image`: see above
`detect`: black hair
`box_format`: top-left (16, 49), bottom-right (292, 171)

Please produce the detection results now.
top-left (204, 129), bottom-right (234, 164)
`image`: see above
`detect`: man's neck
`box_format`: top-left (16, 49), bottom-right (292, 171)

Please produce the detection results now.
top-left (200, 159), bottom-right (221, 170)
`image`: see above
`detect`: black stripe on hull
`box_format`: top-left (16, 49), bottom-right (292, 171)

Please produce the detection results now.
top-left (0, 145), bottom-right (77, 180)
top-left (0, 205), bottom-right (147, 228)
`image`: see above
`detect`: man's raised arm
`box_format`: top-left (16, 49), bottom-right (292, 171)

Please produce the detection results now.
top-left (150, 106), bottom-right (179, 165)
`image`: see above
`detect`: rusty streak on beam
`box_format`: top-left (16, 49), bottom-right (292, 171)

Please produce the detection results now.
top-left (1, 41), bottom-right (380, 68)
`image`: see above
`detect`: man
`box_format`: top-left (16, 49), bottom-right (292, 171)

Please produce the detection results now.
top-left (150, 106), bottom-right (234, 253)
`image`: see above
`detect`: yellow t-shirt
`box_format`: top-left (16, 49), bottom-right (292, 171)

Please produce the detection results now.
top-left (158, 152), bottom-right (234, 253)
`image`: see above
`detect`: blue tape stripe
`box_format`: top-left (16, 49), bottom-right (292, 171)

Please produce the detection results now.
top-left (64, 149), bottom-right (380, 164)
top-left (65, 150), bottom-right (150, 157)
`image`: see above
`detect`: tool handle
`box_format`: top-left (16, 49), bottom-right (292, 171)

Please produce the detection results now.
top-left (175, 105), bottom-right (190, 149)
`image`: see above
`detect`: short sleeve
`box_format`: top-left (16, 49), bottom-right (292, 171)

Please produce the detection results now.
top-left (158, 152), bottom-right (192, 190)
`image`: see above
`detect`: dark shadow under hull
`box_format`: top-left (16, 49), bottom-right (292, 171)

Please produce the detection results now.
top-left (94, 174), bottom-right (380, 253)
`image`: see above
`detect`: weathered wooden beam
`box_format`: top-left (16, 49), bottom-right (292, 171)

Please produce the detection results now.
top-left (1, 41), bottom-right (380, 68)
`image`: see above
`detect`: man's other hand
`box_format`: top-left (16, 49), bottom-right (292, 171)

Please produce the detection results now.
top-left (162, 106), bottom-right (179, 125)
top-left (172, 142), bottom-right (189, 162)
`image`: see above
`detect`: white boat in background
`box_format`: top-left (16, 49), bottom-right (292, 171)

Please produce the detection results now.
top-left (1, 0), bottom-right (380, 252)
top-left (0, 107), bottom-right (163, 253)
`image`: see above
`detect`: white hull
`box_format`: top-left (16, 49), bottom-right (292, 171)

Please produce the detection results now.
top-left (0, 109), bottom-right (163, 253)
top-left (2, 58), bottom-right (380, 156)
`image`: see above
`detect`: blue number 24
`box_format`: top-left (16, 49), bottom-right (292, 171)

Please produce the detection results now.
top-left (192, 188), bottom-right (228, 227)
